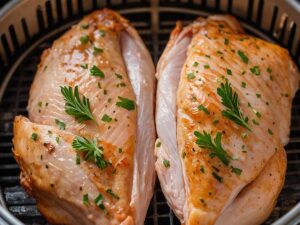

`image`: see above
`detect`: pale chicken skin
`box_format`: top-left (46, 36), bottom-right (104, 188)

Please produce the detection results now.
top-left (13, 9), bottom-right (156, 225)
top-left (155, 16), bottom-right (299, 225)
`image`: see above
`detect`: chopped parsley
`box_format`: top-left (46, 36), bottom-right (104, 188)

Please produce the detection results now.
top-left (268, 129), bottom-right (273, 135)
top-left (116, 96), bottom-right (135, 111)
top-left (224, 38), bottom-right (229, 45)
top-left (80, 35), bottom-right (89, 44)
top-left (101, 114), bottom-right (112, 123)
top-left (55, 136), bottom-right (60, 144)
top-left (80, 24), bottom-right (89, 29)
top-left (252, 119), bottom-right (259, 125)
top-left (99, 29), bottom-right (105, 37)
top-left (115, 73), bottom-right (123, 79)
top-left (94, 194), bottom-right (106, 210)
top-left (256, 93), bottom-right (261, 98)
top-left (212, 172), bottom-right (223, 183)
top-left (198, 105), bottom-right (210, 115)
top-left (241, 81), bottom-right (246, 88)
top-left (163, 159), bottom-right (170, 168)
top-left (204, 64), bottom-right (210, 69)
top-left (193, 62), bottom-right (199, 67)
top-left (106, 189), bottom-right (120, 200)
top-left (31, 133), bottom-right (38, 141)
top-left (90, 65), bottom-right (105, 78)
top-left (55, 119), bottom-right (66, 130)
top-left (93, 46), bottom-right (103, 54)
top-left (200, 165), bottom-right (205, 173)
top-left (187, 72), bottom-right (195, 80)
top-left (38, 101), bottom-right (42, 107)
top-left (237, 50), bottom-right (249, 64)
top-left (267, 67), bottom-right (272, 73)
top-left (80, 64), bottom-right (88, 69)
top-left (213, 119), bottom-right (219, 125)
top-left (156, 142), bottom-right (161, 148)
top-left (226, 69), bottom-right (232, 75)
top-left (76, 154), bottom-right (81, 165)
top-left (231, 166), bottom-right (242, 175)
top-left (250, 66), bottom-right (260, 75)
top-left (83, 194), bottom-right (89, 205)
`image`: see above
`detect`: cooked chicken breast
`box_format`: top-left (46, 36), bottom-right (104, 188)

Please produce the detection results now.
top-left (155, 15), bottom-right (299, 225)
top-left (13, 9), bottom-right (155, 225)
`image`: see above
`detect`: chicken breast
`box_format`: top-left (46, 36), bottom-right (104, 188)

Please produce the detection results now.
top-left (155, 15), bottom-right (299, 225)
top-left (13, 9), bottom-right (155, 225)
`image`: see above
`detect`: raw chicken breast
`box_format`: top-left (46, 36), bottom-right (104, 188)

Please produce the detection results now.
top-left (155, 15), bottom-right (299, 225)
top-left (13, 9), bottom-right (155, 225)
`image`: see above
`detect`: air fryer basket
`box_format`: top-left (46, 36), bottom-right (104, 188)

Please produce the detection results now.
top-left (0, 0), bottom-right (300, 224)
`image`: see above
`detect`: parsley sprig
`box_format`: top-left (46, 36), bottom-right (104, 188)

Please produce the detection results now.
top-left (72, 136), bottom-right (109, 169)
top-left (194, 131), bottom-right (230, 166)
top-left (217, 80), bottom-right (251, 131)
top-left (61, 86), bottom-right (96, 124)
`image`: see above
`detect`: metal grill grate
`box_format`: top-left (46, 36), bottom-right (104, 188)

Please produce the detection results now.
top-left (0, 0), bottom-right (300, 225)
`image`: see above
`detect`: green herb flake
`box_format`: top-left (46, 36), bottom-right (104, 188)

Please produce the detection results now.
top-left (101, 114), bottom-right (112, 123)
top-left (268, 129), bottom-right (273, 135)
top-left (226, 68), bottom-right (232, 75)
top-left (193, 62), bottom-right (199, 67)
top-left (163, 159), bottom-right (170, 168)
top-left (93, 46), bottom-right (103, 54)
top-left (187, 72), bottom-right (195, 80)
top-left (252, 119), bottom-right (259, 125)
top-left (76, 153), bottom-right (81, 165)
top-left (256, 93), bottom-right (261, 98)
top-left (31, 133), bottom-right (38, 141)
top-left (231, 166), bottom-right (242, 175)
top-left (252, 109), bottom-right (261, 118)
top-left (115, 73), bottom-right (123, 79)
top-left (241, 81), bottom-right (246, 88)
top-left (38, 101), bottom-right (42, 107)
top-left (99, 29), bottom-right (105, 37)
top-left (200, 165), bottom-right (205, 173)
top-left (83, 194), bottom-right (89, 205)
top-left (55, 136), bottom-right (60, 144)
top-left (250, 66), bottom-right (261, 75)
top-left (116, 96), bottom-right (135, 111)
top-left (118, 148), bottom-right (123, 153)
top-left (80, 35), bottom-right (89, 44)
top-left (224, 38), bottom-right (229, 45)
top-left (194, 131), bottom-right (230, 166)
top-left (90, 65), bottom-right (105, 78)
top-left (156, 142), bottom-right (161, 148)
top-left (80, 24), bottom-right (89, 29)
top-left (242, 132), bottom-right (248, 139)
top-left (182, 151), bottom-right (186, 159)
top-left (80, 64), bottom-right (88, 69)
top-left (212, 172), bottom-right (223, 183)
top-left (94, 194), bottom-right (106, 210)
top-left (198, 105), bottom-right (210, 115)
top-left (237, 50), bottom-right (249, 64)
top-left (106, 189), bottom-right (120, 200)
top-left (204, 64), bottom-right (210, 69)
top-left (267, 67), bottom-right (272, 73)
top-left (72, 137), bottom-right (109, 169)
top-left (55, 119), bottom-right (66, 130)
top-left (213, 119), bottom-right (219, 125)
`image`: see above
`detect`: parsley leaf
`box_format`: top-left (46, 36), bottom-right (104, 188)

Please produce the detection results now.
top-left (101, 114), bottom-right (112, 123)
top-left (80, 35), bottom-right (89, 44)
top-left (90, 65), bottom-right (105, 78)
top-left (163, 159), bottom-right (170, 168)
top-left (55, 119), bottom-right (66, 130)
top-left (237, 50), bottom-right (249, 64)
top-left (106, 189), bottom-right (120, 200)
top-left (198, 105), bottom-right (210, 115)
top-left (116, 96), bottom-right (135, 111)
top-left (31, 133), bottom-right (38, 141)
top-left (250, 66), bottom-right (260, 75)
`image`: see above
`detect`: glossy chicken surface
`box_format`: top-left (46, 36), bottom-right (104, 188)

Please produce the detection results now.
top-left (13, 9), bottom-right (156, 225)
top-left (155, 16), bottom-right (299, 225)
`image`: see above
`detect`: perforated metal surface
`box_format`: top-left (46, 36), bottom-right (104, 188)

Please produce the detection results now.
top-left (0, 0), bottom-right (300, 225)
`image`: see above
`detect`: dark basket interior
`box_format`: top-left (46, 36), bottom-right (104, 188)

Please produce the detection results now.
top-left (0, 0), bottom-right (300, 225)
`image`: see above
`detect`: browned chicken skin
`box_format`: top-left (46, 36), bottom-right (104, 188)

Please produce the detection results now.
top-left (155, 15), bottom-right (298, 225)
top-left (13, 9), bottom-right (156, 225)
